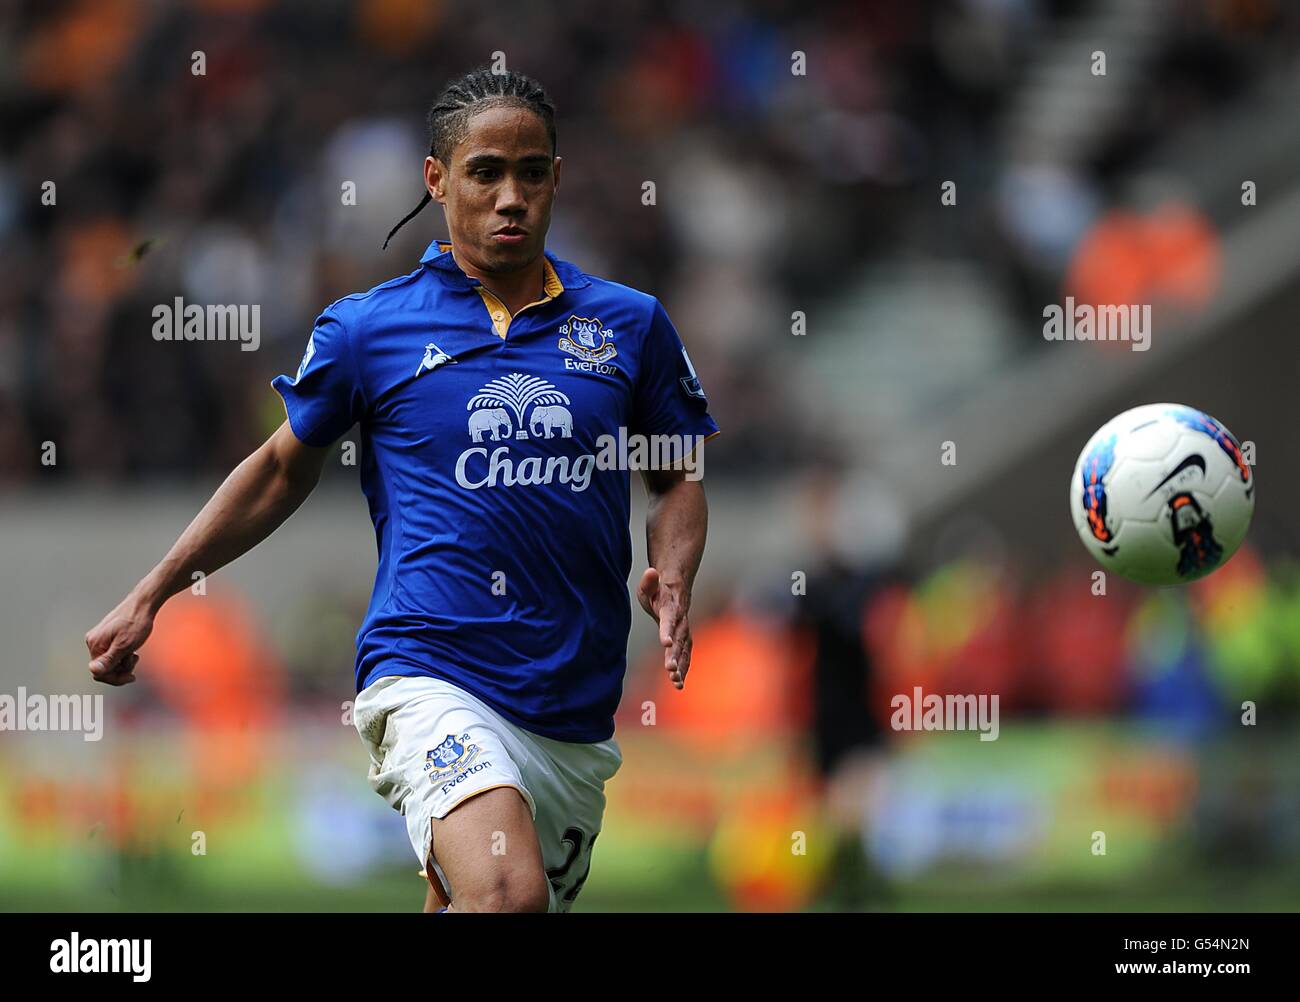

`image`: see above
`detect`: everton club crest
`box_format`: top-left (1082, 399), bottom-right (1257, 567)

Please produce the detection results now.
top-left (557, 315), bottom-right (617, 364)
top-left (424, 732), bottom-right (481, 782)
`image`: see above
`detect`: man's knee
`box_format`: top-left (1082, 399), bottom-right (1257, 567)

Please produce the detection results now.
top-left (455, 868), bottom-right (550, 913)
top-left (428, 785), bottom-right (550, 913)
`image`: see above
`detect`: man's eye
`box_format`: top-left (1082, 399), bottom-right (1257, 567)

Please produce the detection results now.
top-left (474, 169), bottom-right (498, 180)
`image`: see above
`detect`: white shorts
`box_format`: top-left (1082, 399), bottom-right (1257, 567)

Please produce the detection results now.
top-left (352, 674), bottom-right (622, 912)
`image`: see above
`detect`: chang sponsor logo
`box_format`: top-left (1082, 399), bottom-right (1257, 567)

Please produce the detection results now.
top-left (454, 372), bottom-right (707, 492)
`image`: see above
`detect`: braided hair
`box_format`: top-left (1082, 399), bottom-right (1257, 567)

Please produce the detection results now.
top-left (383, 68), bottom-right (557, 249)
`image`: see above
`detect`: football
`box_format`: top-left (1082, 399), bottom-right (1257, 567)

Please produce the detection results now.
top-left (1070, 403), bottom-right (1255, 585)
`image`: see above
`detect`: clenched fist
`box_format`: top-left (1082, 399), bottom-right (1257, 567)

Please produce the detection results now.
top-left (85, 594), bottom-right (154, 686)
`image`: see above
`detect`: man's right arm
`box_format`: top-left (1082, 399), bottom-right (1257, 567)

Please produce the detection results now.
top-left (84, 419), bottom-right (332, 685)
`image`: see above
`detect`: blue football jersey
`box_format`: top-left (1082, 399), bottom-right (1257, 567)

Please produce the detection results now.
top-left (272, 240), bottom-right (720, 742)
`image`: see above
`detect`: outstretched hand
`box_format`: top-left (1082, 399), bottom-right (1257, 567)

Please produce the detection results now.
top-left (636, 567), bottom-right (692, 690)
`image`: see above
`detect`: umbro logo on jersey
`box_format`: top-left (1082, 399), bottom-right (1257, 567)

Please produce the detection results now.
top-left (416, 342), bottom-right (456, 377)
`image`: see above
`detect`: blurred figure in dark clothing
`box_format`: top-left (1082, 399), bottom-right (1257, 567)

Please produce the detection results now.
top-left (787, 461), bottom-right (906, 909)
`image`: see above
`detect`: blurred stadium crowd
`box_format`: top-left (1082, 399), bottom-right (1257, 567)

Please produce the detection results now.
top-left (3, 0), bottom-right (1295, 482)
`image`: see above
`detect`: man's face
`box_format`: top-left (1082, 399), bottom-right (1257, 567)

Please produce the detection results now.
top-left (425, 105), bottom-right (560, 274)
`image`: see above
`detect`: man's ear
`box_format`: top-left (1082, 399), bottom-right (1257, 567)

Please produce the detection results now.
top-left (552, 155), bottom-right (562, 198)
top-left (424, 156), bottom-right (446, 204)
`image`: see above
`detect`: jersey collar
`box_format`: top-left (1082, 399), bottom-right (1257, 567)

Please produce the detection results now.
top-left (421, 239), bottom-right (590, 292)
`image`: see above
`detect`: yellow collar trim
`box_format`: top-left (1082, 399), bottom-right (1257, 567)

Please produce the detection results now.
top-left (541, 256), bottom-right (565, 298)
top-left (474, 257), bottom-right (565, 340)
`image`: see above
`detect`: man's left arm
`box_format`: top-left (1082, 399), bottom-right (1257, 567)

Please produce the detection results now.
top-left (636, 468), bottom-right (709, 690)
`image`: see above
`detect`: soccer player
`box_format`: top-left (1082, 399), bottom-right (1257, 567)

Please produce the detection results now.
top-left (84, 68), bottom-right (719, 913)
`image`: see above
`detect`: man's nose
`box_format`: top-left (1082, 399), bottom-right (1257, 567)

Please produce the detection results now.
top-left (496, 176), bottom-right (527, 213)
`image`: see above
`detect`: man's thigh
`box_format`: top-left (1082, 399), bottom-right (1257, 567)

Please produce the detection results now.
top-left (428, 729), bottom-right (623, 913)
top-left (522, 734), bottom-right (623, 912)
top-left (354, 675), bottom-right (621, 912)
top-left (354, 677), bottom-right (542, 905)
top-left (430, 786), bottom-right (548, 912)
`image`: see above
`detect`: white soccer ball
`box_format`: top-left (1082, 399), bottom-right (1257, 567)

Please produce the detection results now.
top-left (1069, 403), bottom-right (1255, 585)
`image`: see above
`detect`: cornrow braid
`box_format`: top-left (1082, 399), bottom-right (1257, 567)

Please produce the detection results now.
top-left (383, 67), bottom-right (557, 249)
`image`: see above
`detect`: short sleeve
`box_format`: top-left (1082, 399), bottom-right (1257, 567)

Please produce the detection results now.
top-left (271, 307), bottom-right (365, 446)
top-left (630, 299), bottom-right (720, 451)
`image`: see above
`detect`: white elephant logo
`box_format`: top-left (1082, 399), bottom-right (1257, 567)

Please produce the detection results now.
top-left (529, 404), bottom-right (573, 439)
top-left (466, 373), bottom-right (571, 442)
top-left (467, 407), bottom-right (511, 442)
